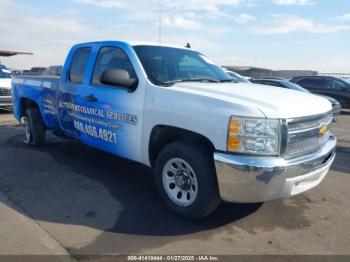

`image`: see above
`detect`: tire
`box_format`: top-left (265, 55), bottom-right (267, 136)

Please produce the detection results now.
top-left (23, 107), bottom-right (46, 146)
top-left (154, 141), bottom-right (220, 220)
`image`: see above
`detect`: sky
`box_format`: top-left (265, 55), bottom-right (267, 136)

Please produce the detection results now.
top-left (0, 0), bottom-right (349, 73)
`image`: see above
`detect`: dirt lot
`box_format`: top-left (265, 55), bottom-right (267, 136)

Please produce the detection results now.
top-left (0, 110), bottom-right (350, 258)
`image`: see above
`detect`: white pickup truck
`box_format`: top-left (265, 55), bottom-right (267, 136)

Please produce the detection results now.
top-left (0, 66), bottom-right (12, 109)
top-left (12, 41), bottom-right (336, 219)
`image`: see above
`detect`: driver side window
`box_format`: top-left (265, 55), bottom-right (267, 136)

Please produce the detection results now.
top-left (92, 47), bottom-right (136, 85)
top-left (331, 79), bottom-right (346, 89)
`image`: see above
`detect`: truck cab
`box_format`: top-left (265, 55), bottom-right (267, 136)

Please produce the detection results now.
top-left (12, 41), bottom-right (336, 219)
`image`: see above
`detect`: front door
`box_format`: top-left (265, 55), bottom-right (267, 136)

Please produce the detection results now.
top-left (74, 45), bottom-right (145, 162)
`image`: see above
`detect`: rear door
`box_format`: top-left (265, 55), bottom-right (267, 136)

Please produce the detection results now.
top-left (57, 46), bottom-right (92, 139)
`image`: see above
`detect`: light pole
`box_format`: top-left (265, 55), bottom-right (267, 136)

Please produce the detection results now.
top-left (158, 1), bottom-right (162, 44)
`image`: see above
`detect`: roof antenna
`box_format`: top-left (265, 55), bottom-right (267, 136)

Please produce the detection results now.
top-left (185, 43), bottom-right (191, 49)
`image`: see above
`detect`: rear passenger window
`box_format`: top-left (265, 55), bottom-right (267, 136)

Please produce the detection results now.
top-left (92, 47), bottom-right (136, 85)
top-left (69, 47), bottom-right (92, 83)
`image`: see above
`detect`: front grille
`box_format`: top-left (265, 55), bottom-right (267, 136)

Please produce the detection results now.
top-left (285, 112), bottom-right (332, 157)
top-left (288, 113), bottom-right (332, 131)
top-left (0, 88), bottom-right (12, 96)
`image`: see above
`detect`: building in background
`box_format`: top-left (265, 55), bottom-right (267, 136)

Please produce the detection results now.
top-left (319, 73), bottom-right (350, 79)
top-left (275, 70), bottom-right (318, 79)
top-left (224, 66), bottom-right (318, 80)
top-left (224, 66), bottom-right (274, 79)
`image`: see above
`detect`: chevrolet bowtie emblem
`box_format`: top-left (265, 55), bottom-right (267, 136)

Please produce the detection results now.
top-left (319, 125), bottom-right (328, 137)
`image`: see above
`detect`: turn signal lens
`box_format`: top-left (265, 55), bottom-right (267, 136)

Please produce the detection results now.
top-left (228, 136), bottom-right (240, 150)
top-left (229, 119), bottom-right (240, 134)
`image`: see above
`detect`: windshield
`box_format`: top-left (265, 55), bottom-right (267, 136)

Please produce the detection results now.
top-left (226, 71), bottom-right (250, 83)
top-left (133, 46), bottom-right (232, 86)
top-left (283, 81), bottom-right (310, 93)
top-left (0, 69), bottom-right (11, 78)
top-left (341, 78), bottom-right (350, 85)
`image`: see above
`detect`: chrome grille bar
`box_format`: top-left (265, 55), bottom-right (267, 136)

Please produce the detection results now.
top-left (283, 111), bottom-right (333, 158)
top-left (0, 88), bottom-right (12, 96)
top-left (288, 113), bottom-right (332, 132)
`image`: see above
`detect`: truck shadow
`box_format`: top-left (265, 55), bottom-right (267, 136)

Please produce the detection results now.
top-left (0, 125), bottom-right (318, 254)
top-left (2, 128), bottom-right (262, 238)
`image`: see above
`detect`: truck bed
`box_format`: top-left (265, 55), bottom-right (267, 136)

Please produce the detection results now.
top-left (12, 75), bottom-right (60, 128)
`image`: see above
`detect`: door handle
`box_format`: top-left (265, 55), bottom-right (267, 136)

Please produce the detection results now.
top-left (84, 95), bottom-right (98, 102)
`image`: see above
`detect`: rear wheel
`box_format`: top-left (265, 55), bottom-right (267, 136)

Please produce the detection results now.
top-left (23, 107), bottom-right (46, 146)
top-left (154, 141), bottom-right (220, 220)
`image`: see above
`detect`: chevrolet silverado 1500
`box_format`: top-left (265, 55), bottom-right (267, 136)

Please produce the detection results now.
top-left (12, 41), bottom-right (336, 219)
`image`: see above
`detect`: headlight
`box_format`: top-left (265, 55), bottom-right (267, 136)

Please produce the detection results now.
top-left (227, 117), bottom-right (280, 155)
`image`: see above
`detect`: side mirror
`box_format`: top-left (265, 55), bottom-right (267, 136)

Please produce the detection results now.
top-left (100, 69), bottom-right (137, 91)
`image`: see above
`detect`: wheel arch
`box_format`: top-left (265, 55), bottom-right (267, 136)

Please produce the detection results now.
top-left (19, 98), bottom-right (40, 117)
top-left (148, 125), bottom-right (215, 167)
top-left (19, 98), bottom-right (49, 129)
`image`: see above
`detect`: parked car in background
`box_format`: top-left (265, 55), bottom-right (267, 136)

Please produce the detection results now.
top-left (0, 64), bottom-right (9, 71)
top-left (23, 67), bottom-right (46, 76)
top-left (251, 79), bottom-right (342, 121)
top-left (290, 76), bottom-right (350, 108)
top-left (224, 69), bottom-right (250, 83)
top-left (11, 70), bottom-right (23, 75)
top-left (0, 66), bottom-right (12, 110)
top-left (42, 65), bottom-right (62, 77)
top-left (259, 76), bottom-right (288, 81)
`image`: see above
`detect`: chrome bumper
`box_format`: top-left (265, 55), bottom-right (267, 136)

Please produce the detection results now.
top-left (332, 103), bottom-right (341, 121)
top-left (214, 135), bottom-right (336, 203)
top-left (0, 96), bottom-right (12, 107)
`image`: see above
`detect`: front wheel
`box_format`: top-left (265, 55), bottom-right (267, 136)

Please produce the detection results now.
top-left (154, 142), bottom-right (220, 220)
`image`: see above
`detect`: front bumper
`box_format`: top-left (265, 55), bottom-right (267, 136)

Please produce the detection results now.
top-left (332, 104), bottom-right (341, 122)
top-left (214, 135), bottom-right (336, 203)
top-left (0, 96), bottom-right (13, 107)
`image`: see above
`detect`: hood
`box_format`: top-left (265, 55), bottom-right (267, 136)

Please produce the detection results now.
top-left (169, 82), bottom-right (332, 119)
top-left (319, 95), bottom-right (339, 104)
top-left (0, 78), bottom-right (11, 89)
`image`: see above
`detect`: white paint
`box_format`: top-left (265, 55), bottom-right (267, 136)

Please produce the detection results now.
top-left (0, 78), bottom-right (11, 89)
top-left (140, 80), bottom-right (331, 165)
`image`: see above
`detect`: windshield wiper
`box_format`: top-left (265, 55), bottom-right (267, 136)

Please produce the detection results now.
top-left (161, 78), bottom-right (220, 86)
